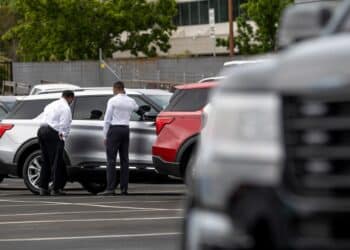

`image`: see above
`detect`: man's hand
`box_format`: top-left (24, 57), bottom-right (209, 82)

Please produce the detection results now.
top-left (59, 134), bottom-right (64, 141)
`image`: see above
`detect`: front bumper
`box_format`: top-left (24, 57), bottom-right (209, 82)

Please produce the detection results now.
top-left (153, 156), bottom-right (181, 178)
top-left (188, 186), bottom-right (350, 250)
top-left (277, 190), bottom-right (350, 250)
top-left (184, 209), bottom-right (251, 250)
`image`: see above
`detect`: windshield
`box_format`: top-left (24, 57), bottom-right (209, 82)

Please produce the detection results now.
top-left (147, 94), bottom-right (172, 110)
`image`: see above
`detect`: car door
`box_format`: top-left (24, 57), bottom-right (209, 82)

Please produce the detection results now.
top-left (128, 95), bottom-right (158, 166)
top-left (66, 95), bottom-right (110, 166)
top-left (66, 94), bottom-right (157, 167)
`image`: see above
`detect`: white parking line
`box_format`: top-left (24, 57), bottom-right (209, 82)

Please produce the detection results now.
top-left (0, 209), bottom-right (175, 217)
top-left (91, 200), bottom-right (182, 204)
top-left (0, 203), bottom-right (59, 208)
top-left (0, 216), bottom-right (183, 225)
top-left (0, 232), bottom-right (181, 242)
top-left (0, 199), bottom-right (183, 211)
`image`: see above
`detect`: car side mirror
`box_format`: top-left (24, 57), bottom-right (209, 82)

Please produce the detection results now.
top-left (139, 105), bottom-right (151, 113)
top-left (277, 2), bottom-right (336, 50)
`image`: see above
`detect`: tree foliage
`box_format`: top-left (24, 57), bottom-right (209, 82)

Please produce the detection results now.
top-left (217, 0), bottom-right (292, 55)
top-left (0, 1), bottom-right (18, 59)
top-left (2, 0), bottom-right (177, 61)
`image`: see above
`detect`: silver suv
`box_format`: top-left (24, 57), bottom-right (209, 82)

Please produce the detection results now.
top-left (0, 88), bottom-right (172, 194)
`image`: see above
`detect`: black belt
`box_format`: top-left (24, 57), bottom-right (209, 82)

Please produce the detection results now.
top-left (110, 125), bottom-right (129, 128)
top-left (41, 125), bottom-right (58, 134)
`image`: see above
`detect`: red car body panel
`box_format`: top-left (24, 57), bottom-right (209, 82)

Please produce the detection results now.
top-left (153, 111), bottom-right (202, 163)
top-left (152, 82), bottom-right (217, 178)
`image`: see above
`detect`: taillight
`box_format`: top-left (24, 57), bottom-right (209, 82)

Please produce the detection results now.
top-left (156, 117), bottom-right (174, 135)
top-left (0, 124), bottom-right (14, 138)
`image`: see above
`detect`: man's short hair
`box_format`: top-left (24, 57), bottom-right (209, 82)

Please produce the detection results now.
top-left (62, 90), bottom-right (75, 98)
top-left (113, 81), bottom-right (125, 90)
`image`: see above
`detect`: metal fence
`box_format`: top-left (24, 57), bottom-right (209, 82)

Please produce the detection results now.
top-left (12, 57), bottom-right (230, 89)
top-left (0, 61), bottom-right (13, 92)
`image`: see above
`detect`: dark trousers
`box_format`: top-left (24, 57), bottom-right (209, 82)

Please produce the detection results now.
top-left (106, 125), bottom-right (130, 191)
top-left (37, 125), bottom-right (66, 191)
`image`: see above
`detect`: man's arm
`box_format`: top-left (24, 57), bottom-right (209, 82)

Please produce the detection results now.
top-left (59, 107), bottom-right (72, 140)
top-left (103, 99), bottom-right (113, 139)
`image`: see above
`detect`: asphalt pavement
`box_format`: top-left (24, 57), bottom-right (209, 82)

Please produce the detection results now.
top-left (0, 178), bottom-right (186, 250)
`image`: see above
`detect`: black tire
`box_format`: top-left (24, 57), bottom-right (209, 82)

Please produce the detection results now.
top-left (184, 154), bottom-right (196, 185)
top-left (23, 149), bottom-right (67, 194)
top-left (80, 181), bottom-right (107, 194)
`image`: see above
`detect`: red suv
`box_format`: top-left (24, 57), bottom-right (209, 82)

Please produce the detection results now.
top-left (152, 82), bottom-right (217, 179)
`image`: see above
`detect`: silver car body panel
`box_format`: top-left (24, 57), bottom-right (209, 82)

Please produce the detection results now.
top-left (0, 88), bottom-right (172, 173)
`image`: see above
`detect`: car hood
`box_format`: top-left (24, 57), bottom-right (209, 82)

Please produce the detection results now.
top-left (219, 34), bottom-right (350, 96)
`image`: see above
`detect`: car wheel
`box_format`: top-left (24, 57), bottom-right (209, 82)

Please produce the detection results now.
top-left (185, 154), bottom-right (196, 185)
top-left (80, 181), bottom-right (107, 195)
top-left (23, 150), bottom-right (67, 194)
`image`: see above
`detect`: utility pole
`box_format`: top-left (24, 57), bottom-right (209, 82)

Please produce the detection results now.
top-left (228, 0), bottom-right (234, 57)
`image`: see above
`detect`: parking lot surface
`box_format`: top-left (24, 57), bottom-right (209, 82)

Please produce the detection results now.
top-left (0, 179), bottom-right (185, 250)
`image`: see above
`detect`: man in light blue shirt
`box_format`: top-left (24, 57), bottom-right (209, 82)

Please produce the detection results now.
top-left (100, 81), bottom-right (138, 196)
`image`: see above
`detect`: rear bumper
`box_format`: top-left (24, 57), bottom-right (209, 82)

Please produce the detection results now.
top-left (153, 156), bottom-right (181, 178)
top-left (0, 160), bottom-right (17, 176)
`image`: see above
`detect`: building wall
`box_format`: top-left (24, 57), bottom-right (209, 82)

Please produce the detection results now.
top-left (114, 0), bottom-right (245, 58)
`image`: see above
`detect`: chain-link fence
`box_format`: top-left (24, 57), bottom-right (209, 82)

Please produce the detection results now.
top-left (12, 57), bottom-right (229, 90)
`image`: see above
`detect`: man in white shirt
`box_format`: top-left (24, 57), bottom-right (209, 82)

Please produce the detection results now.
top-left (100, 81), bottom-right (138, 196)
top-left (37, 90), bottom-right (75, 196)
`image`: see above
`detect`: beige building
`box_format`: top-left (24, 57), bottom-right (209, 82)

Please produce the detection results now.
top-left (114, 0), bottom-right (245, 58)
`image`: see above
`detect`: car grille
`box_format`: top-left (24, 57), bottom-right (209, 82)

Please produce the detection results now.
top-left (282, 94), bottom-right (350, 196)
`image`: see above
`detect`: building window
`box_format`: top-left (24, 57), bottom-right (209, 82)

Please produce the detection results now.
top-left (174, 0), bottom-right (246, 26)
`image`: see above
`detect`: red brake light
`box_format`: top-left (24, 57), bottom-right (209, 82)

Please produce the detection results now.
top-left (0, 124), bottom-right (14, 138)
top-left (156, 117), bottom-right (174, 135)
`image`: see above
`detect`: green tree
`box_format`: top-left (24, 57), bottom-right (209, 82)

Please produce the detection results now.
top-left (217, 0), bottom-right (292, 55)
top-left (0, 0), bottom-right (18, 60)
top-left (2, 0), bottom-right (177, 61)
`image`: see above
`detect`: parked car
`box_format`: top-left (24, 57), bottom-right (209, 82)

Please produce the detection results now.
top-left (152, 82), bottom-right (217, 180)
top-left (0, 88), bottom-right (172, 192)
top-left (29, 83), bottom-right (81, 95)
top-left (0, 96), bottom-right (21, 110)
top-left (184, 2), bottom-right (350, 249)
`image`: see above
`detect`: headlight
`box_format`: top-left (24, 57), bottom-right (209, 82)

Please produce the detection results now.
top-left (193, 92), bottom-right (283, 208)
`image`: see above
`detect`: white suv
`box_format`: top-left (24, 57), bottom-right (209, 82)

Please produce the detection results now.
top-left (0, 88), bottom-right (172, 194)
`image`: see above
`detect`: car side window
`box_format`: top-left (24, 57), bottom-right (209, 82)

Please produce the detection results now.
top-left (6, 99), bottom-right (53, 119)
top-left (129, 95), bottom-right (156, 122)
top-left (0, 106), bottom-right (7, 119)
top-left (165, 88), bottom-right (211, 112)
top-left (73, 95), bottom-right (111, 120)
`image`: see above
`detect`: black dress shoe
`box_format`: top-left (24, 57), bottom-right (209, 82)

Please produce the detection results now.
top-left (39, 188), bottom-right (50, 196)
top-left (121, 190), bottom-right (128, 195)
top-left (51, 189), bottom-right (66, 196)
top-left (98, 190), bottom-right (115, 196)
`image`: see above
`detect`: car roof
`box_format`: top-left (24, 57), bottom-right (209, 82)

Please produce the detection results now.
top-left (175, 82), bottom-right (218, 90)
top-left (32, 83), bottom-right (81, 91)
top-left (0, 96), bottom-right (23, 101)
top-left (198, 76), bottom-right (225, 83)
top-left (223, 59), bottom-right (270, 67)
top-left (20, 88), bottom-right (171, 101)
